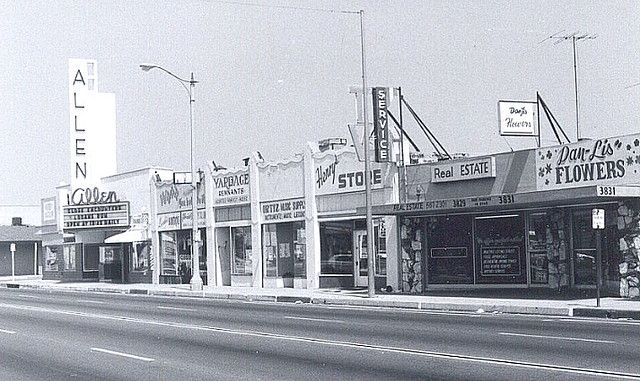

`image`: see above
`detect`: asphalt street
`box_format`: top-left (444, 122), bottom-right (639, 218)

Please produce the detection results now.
top-left (0, 287), bottom-right (639, 381)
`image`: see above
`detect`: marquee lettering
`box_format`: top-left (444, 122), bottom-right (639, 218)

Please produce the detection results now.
top-left (67, 187), bottom-right (119, 206)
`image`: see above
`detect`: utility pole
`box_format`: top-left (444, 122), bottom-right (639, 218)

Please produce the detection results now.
top-left (546, 32), bottom-right (597, 141)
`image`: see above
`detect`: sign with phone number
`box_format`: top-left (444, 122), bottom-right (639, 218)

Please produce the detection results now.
top-left (392, 194), bottom-right (517, 212)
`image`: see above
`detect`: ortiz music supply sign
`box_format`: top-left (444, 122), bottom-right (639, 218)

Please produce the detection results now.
top-left (536, 134), bottom-right (640, 190)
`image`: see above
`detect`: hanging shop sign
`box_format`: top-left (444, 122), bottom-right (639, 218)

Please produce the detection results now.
top-left (314, 152), bottom-right (393, 195)
top-left (156, 182), bottom-right (206, 214)
top-left (62, 201), bottom-right (130, 230)
top-left (498, 100), bottom-right (537, 136)
top-left (372, 87), bottom-right (390, 162)
top-left (431, 156), bottom-right (496, 183)
top-left (212, 171), bottom-right (250, 206)
top-left (261, 198), bottom-right (305, 222)
top-left (536, 133), bottom-right (640, 190)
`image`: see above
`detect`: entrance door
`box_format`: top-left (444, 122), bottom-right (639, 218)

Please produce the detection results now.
top-left (353, 230), bottom-right (369, 287)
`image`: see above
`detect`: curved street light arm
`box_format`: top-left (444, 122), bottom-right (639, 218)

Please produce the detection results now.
top-left (139, 64), bottom-right (197, 96)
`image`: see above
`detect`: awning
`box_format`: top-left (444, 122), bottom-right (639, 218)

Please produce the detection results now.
top-left (105, 229), bottom-right (148, 244)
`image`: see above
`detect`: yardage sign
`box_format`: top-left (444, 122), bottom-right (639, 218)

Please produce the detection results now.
top-left (592, 208), bottom-right (605, 230)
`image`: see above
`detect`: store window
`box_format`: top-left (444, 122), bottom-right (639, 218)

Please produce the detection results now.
top-left (44, 246), bottom-right (60, 272)
top-left (375, 223), bottom-right (387, 276)
top-left (63, 244), bottom-right (79, 271)
top-left (475, 214), bottom-right (526, 284)
top-left (132, 241), bottom-right (152, 272)
top-left (427, 215), bottom-right (473, 284)
top-left (528, 213), bottom-right (549, 285)
top-left (572, 210), bottom-right (596, 285)
top-left (263, 222), bottom-right (306, 278)
top-left (320, 221), bottom-right (353, 275)
top-left (160, 232), bottom-right (178, 276)
top-left (232, 226), bottom-right (252, 275)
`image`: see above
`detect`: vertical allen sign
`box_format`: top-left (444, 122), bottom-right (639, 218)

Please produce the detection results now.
top-left (372, 87), bottom-right (389, 162)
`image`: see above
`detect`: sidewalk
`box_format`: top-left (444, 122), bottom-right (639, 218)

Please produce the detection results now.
top-left (2, 275), bottom-right (639, 320)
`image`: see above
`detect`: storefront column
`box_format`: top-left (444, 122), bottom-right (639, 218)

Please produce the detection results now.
top-left (618, 200), bottom-right (640, 298)
top-left (249, 152), bottom-right (264, 288)
top-left (385, 216), bottom-right (399, 291)
top-left (304, 143), bottom-right (320, 289)
top-left (204, 170), bottom-right (218, 287)
top-left (150, 176), bottom-right (160, 285)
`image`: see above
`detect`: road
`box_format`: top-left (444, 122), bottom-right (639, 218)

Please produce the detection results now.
top-left (0, 287), bottom-right (638, 381)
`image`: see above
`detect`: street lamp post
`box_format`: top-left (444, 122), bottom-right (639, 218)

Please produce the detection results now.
top-left (140, 64), bottom-right (203, 291)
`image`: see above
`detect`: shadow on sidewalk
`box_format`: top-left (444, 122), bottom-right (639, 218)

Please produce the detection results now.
top-left (390, 288), bottom-right (623, 301)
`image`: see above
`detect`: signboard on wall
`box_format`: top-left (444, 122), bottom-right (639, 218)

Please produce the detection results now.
top-left (41, 197), bottom-right (57, 225)
top-left (156, 182), bottom-right (206, 214)
top-left (261, 198), bottom-right (305, 222)
top-left (62, 202), bottom-right (130, 230)
top-left (157, 212), bottom-right (181, 231)
top-left (536, 133), bottom-right (640, 190)
top-left (68, 59), bottom-right (116, 190)
top-left (372, 87), bottom-right (390, 162)
top-left (498, 100), bottom-right (537, 136)
top-left (431, 157), bottom-right (496, 183)
top-left (314, 151), bottom-right (394, 195)
top-left (211, 171), bottom-right (250, 206)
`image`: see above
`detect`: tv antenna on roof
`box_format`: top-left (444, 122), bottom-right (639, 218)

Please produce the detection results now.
top-left (540, 31), bottom-right (597, 142)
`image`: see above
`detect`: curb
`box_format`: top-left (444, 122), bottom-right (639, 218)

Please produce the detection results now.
top-left (2, 282), bottom-right (639, 320)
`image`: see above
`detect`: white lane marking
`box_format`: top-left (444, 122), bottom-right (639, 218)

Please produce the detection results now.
top-left (78, 299), bottom-right (106, 304)
top-left (284, 316), bottom-right (345, 323)
top-left (17, 294), bottom-right (40, 299)
top-left (1, 303), bottom-right (639, 380)
top-left (91, 347), bottom-right (154, 362)
top-left (0, 329), bottom-right (16, 334)
top-left (542, 318), bottom-right (640, 326)
top-left (499, 332), bottom-right (616, 344)
top-left (157, 306), bottom-right (198, 312)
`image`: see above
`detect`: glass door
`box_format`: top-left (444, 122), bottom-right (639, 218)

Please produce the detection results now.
top-left (353, 230), bottom-right (368, 287)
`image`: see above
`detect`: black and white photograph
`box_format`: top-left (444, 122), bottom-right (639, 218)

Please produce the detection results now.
top-left (1, 1), bottom-right (639, 380)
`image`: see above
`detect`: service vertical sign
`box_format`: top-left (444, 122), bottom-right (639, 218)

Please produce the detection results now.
top-left (372, 87), bottom-right (390, 162)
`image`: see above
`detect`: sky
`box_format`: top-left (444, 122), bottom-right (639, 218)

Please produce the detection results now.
top-left (1, 0), bottom-right (639, 206)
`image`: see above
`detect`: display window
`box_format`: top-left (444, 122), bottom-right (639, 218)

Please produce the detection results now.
top-left (474, 214), bottom-right (526, 284)
top-left (63, 244), bottom-right (79, 271)
top-left (571, 208), bottom-right (618, 287)
top-left (528, 213), bottom-right (549, 285)
top-left (426, 215), bottom-right (473, 284)
top-left (375, 222), bottom-right (387, 276)
top-left (232, 226), bottom-right (252, 275)
top-left (320, 221), bottom-right (353, 275)
top-left (44, 246), bottom-right (60, 272)
top-left (132, 241), bottom-right (152, 272)
top-left (262, 222), bottom-right (306, 278)
top-left (160, 232), bottom-right (178, 276)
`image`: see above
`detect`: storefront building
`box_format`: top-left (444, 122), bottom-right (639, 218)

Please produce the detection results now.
top-left (207, 161), bottom-right (253, 287)
top-left (42, 168), bottom-right (171, 283)
top-left (373, 133), bottom-right (640, 298)
top-left (205, 141), bottom-right (399, 289)
top-left (155, 179), bottom-right (207, 285)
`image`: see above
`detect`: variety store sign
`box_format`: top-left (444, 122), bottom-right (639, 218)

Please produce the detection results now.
top-left (536, 134), bottom-right (640, 190)
top-left (314, 152), bottom-right (393, 195)
top-left (156, 182), bottom-right (206, 214)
